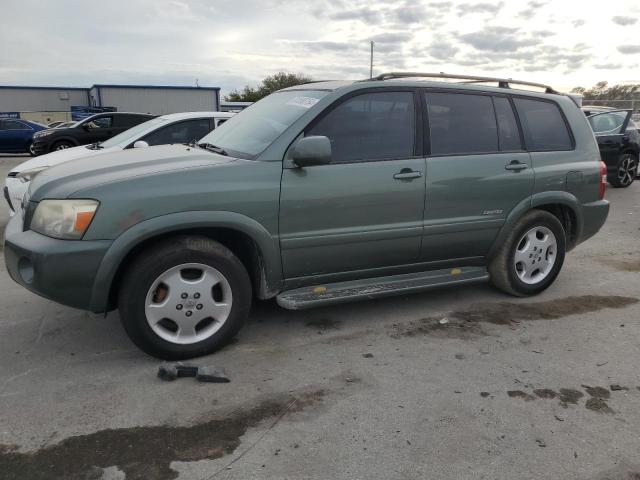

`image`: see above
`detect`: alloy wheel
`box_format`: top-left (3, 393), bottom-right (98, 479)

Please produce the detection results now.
top-left (514, 226), bottom-right (557, 285)
top-left (144, 263), bottom-right (233, 345)
top-left (617, 154), bottom-right (637, 187)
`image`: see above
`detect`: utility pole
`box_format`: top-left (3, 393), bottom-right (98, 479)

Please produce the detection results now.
top-left (369, 41), bottom-right (375, 79)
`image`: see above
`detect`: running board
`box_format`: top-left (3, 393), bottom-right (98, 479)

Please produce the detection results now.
top-left (276, 267), bottom-right (489, 310)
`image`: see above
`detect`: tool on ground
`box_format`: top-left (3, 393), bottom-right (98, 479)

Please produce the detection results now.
top-left (158, 363), bottom-right (230, 383)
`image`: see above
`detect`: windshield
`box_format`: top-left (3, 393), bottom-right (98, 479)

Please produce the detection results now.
top-left (99, 117), bottom-right (169, 148)
top-left (198, 90), bottom-right (329, 158)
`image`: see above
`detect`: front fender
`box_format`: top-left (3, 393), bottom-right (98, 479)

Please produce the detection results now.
top-left (487, 191), bottom-right (583, 259)
top-left (89, 210), bottom-right (282, 312)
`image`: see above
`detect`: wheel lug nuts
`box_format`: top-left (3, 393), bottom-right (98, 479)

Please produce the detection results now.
top-left (185, 311), bottom-right (192, 317)
top-left (194, 293), bottom-right (200, 299)
top-left (176, 304), bottom-right (183, 310)
top-left (196, 304), bottom-right (203, 310)
top-left (181, 293), bottom-right (188, 299)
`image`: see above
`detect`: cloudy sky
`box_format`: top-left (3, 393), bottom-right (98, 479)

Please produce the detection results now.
top-left (1, 0), bottom-right (639, 95)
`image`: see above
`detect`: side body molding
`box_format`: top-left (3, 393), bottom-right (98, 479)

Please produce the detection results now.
top-left (89, 211), bottom-right (282, 312)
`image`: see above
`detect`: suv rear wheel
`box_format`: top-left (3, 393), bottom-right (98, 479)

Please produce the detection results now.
top-left (608, 153), bottom-right (637, 188)
top-left (489, 210), bottom-right (566, 297)
top-left (118, 236), bottom-right (252, 359)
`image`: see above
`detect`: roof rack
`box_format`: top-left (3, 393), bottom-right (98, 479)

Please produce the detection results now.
top-left (368, 72), bottom-right (559, 94)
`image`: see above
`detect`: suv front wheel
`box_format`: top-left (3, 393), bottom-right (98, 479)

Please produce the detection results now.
top-left (118, 236), bottom-right (252, 359)
top-left (489, 210), bottom-right (566, 297)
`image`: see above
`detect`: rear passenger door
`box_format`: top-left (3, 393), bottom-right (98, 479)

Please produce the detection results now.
top-left (0, 120), bottom-right (30, 151)
top-left (421, 91), bottom-right (534, 262)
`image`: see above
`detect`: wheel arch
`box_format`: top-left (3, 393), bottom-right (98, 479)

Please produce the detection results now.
top-left (50, 136), bottom-right (79, 150)
top-left (89, 211), bottom-right (283, 313)
top-left (487, 192), bottom-right (583, 259)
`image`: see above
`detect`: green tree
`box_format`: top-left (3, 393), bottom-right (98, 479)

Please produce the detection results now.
top-left (224, 72), bottom-right (313, 102)
top-left (572, 81), bottom-right (640, 109)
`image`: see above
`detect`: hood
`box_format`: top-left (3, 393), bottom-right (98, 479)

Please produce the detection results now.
top-left (10, 145), bottom-right (109, 173)
top-left (28, 144), bottom-right (235, 201)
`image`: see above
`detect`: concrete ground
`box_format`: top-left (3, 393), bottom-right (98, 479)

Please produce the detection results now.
top-left (0, 154), bottom-right (639, 480)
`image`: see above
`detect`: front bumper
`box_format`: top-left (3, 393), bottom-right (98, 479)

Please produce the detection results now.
top-left (578, 199), bottom-right (610, 244)
top-left (3, 212), bottom-right (112, 311)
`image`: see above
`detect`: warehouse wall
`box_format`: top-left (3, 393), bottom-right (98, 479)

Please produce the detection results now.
top-left (96, 87), bottom-right (220, 115)
top-left (0, 88), bottom-right (88, 111)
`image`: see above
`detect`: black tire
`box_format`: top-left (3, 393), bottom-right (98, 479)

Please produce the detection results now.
top-left (118, 235), bottom-right (252, 359)
top-left (488, 210), bottom-right (566, 297)
top-left (607, 153), bottom-right (637, 188)
top-left (50, 140), bottom-right (74, 152)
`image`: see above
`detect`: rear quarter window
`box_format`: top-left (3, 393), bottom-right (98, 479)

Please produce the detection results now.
top-left (513, 98), bottom-right (573, 151)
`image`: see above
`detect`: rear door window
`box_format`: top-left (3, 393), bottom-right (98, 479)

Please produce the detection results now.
top-left (587, 112), bottom-right (627, 134)
top-left (425, 92), bottom-right (498, 155)
top-left (2, 120), bottom-right (29, 130)
top-left (513, 98), bottom-right (573, 151)
top-left (307, 91), bottom-right (416, 163)
top-left (493, 97), bottom-right (522, 151)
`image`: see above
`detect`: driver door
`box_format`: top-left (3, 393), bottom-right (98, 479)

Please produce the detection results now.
top-left (83, 115), bottom-right (114, 143)
top-left (279, 90), bottom-right (425, 281)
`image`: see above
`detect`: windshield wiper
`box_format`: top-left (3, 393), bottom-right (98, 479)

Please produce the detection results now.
top-left (87, 142), bottom-right (104, 150)
top-left (195, 142), bottom-right (228, 156)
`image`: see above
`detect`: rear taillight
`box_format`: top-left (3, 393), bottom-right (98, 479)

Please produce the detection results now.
top-left (599, 161), bottom-right (607, 200)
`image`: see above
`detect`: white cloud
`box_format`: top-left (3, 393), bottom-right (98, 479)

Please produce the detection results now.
top-left (0, 0), bottom-right (638, 94)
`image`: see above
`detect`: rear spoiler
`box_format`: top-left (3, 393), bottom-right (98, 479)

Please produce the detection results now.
top-left (567, 93), bottom-right (583, 107)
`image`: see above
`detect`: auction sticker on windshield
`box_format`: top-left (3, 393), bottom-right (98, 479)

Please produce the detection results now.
top-left (286, 96), bottom-right (320, 109)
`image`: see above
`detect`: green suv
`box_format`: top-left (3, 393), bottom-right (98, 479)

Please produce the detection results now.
top-left (4, 73), bottom-right (610, 359)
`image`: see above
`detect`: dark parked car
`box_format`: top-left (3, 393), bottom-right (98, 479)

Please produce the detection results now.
top-left (31, 112), bottom-right (154, 155)
top-left (582, 106), bottom-right (639, 187)
top-left (0, 119), bottom-right (47, 155)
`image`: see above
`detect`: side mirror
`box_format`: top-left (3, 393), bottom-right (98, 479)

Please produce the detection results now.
top-left (291, 136), bottom-right (331, 168)
top-left (82, 124), bottom-right (91, 131)
top-left (133, 140), bottom-right (149, 149)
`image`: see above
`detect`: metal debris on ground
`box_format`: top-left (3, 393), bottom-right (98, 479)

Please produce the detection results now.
top-left (157, 363), bottom-right (230, 383)
top-left (438, 317), bottom-right (449, 325)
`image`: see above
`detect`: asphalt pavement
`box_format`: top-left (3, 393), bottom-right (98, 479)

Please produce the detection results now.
top-left (0, 154), bottom-right (639, 480)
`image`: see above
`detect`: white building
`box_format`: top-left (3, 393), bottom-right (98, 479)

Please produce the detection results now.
top-left (0, 84), bottom-right (221, 118)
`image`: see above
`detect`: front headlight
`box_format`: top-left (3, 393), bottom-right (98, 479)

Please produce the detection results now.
top-left (16, 166), bottom-right (49, 183)
top-left (30, 199), bottom-right (99, 239)
top-left (34, 130), bottom-right (53, 138)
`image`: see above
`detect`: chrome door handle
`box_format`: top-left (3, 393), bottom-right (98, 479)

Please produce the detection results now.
top-left (393, 170), bottom-right (423, 180)
top-left (505, 161), bottom-right (528, 171)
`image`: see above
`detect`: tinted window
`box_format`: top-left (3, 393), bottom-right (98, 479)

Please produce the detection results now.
top-left (307, 91), bottom-right (415, 162)
top-left (426, 92), bottom-right (498, 155)
top-left (588, 112), bottom-right (626, 134)
top-left (513, 98), bottom-right (572, 150)
top-left (2, 120), bottom-right (29, 130)
top-left (86, 116), bottom-right (113, 129)
top-left (142, 119), bottom-right (213, 146)
top-left (493, 97), bottom-right (522, 151)
top-left (117, 114), bottom-right (152, 128)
